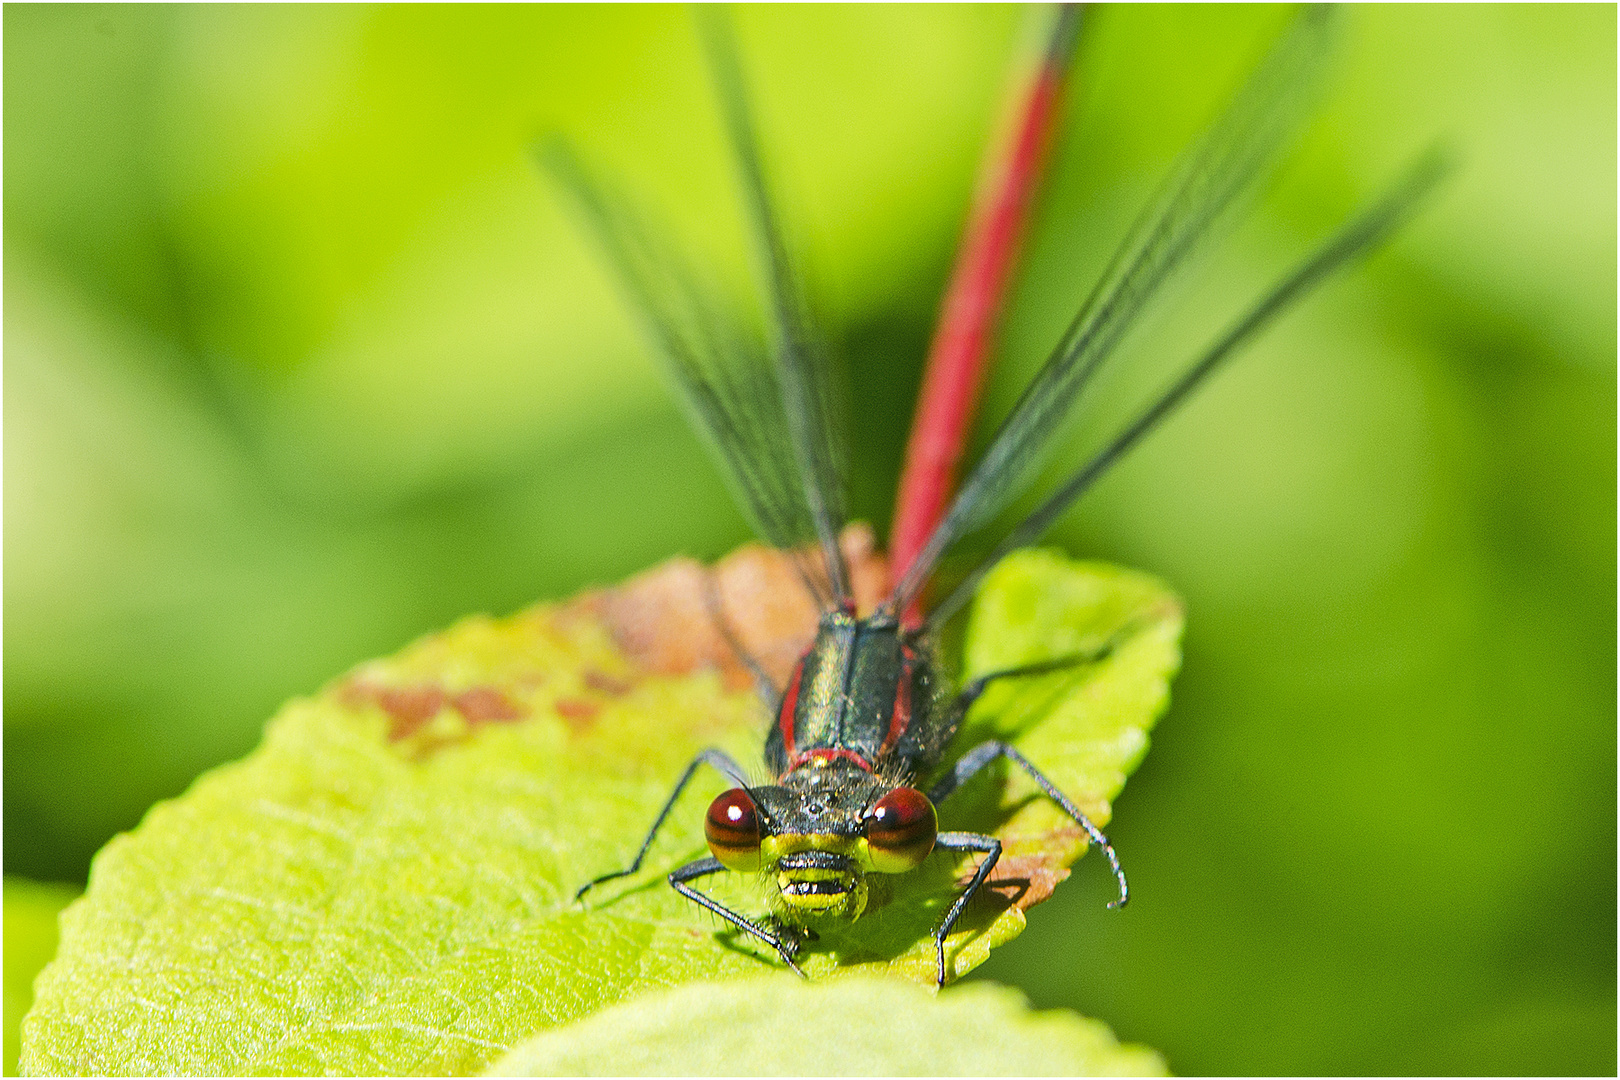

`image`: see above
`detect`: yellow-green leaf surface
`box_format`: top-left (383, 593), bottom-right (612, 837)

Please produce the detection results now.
top-left (487, 976), bottom-right (1168, 1076)
top-left (5, 879), bottom-right (78, 1077)
top-left (20, 536), bottom-right (1180, 1075)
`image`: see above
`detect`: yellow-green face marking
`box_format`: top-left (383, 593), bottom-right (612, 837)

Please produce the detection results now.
top-left (762, 834), bottom-right (870, 918)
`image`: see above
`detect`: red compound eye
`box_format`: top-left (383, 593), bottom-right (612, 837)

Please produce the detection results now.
top-left (705, 788), bottom-right (762, 871)
top-left (863, 787), bottom-right (937, 874)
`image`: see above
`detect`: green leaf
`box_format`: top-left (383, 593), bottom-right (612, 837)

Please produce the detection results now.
top-left (486, 975), bottom-right (1168, 1076)
top-left (20, 535), bottom-right (1180, 1075)
top-left (5, 879), bottom-right (78, 1078)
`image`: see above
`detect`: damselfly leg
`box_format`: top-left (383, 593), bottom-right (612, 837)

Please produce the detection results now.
top-left (701, 568), bottom-right (780, 703)
top-left (925, 740), bottom-right (1127, 987)
top-left (930, 740), bottom-right (1128, 912)
top-left (670, 857), bottom-right (807, 977)
top-left (930, 831), bottom-right (1002, 987)
top-left (947, 620), bottom-right (1148, 716)
top-left (575, 747), bottom-right (752, 901)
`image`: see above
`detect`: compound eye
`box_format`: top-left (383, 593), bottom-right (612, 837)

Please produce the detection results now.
top-left (863, 787), bottom-right (937, 874)
top-left (705, 788), bottom-right (762, 872)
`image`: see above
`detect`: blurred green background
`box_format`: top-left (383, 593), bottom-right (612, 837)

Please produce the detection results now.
top-left (5, 4), bottom-right (1613, 1075)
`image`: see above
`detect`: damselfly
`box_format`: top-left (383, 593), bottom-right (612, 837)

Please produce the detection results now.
top-left (550, 6), bottom-right (1441, 986)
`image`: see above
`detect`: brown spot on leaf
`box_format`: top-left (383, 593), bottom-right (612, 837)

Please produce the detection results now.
top-left (377, 685), bottom-right (446, 734)
top-left (582, 669), bottom-right (635, 697)
top-left (554, 698), bottom-right (600, 732)
top-left (340, 680), bottom-right (448, 741)
top-left (453, 687), bottom-right (524, 724)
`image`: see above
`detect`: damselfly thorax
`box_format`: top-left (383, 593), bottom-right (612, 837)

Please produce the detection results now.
top-left (766, 610), bottom-right (938, 778)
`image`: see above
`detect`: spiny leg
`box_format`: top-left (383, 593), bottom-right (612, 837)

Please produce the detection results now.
top-left (576, 747), bottom-right (750, 902)
top-left (950, 619), bottom-right (1149, 718)
top-left (929, 740), bottom-right (1128, 909)
top-left (702, 567), bottom-right (779, 704)
top-left (932, 831), bottom-right (1001, 987)
top-left (670, 857), bottom-right (806, 977)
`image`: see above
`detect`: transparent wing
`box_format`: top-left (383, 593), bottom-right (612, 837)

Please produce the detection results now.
top-left (891, 6), bottom-right (1335, 610)
top-left (542, 140), bottom-right (840, 609)
top-left (924, 148), bottom-right (1450, 630)
top-left (698, 9), bottom-right (852, 606)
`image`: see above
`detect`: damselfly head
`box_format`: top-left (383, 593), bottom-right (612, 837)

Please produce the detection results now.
top-left (703, 765), bottom-right (939, 921)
